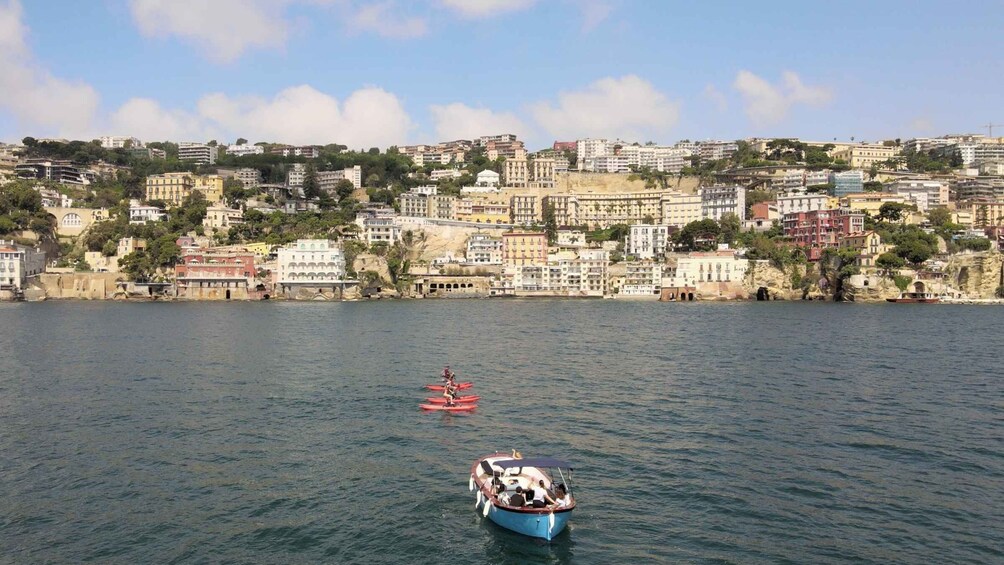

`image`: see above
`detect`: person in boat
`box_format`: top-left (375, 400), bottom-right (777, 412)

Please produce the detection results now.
top-left (509, 486), bottom-right (526, 507)
top-left (529, 484), bottom-right (557, 508)
top-left (551, 484), bottom-right (570, 509)
top-left (441, 366), bottom-right (452, 381)
top-left (538, 479), bottom-right (556, 500)
top-left (511, 448), bottom-right (523, 459)
top-left (442, 381), bottom-right (459, 406)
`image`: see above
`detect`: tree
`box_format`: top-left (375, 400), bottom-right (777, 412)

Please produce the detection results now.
top-left (235, 138), bottom-right (248, 145)
top-left (101, 240), bottom-right (118, 257)
top-left (927, 207), bottom-right (952, 227)
top-left (302, 162), bottom-right (320, 200)
top-left (863, 181), bottom-right (884, 192)
top-left (876, 252), bottom-right (906, 272)
top-left (718, 213), bottom-right (741, 245)
top-left (677, 219), bottom-right (721, 251)
top-left (894, 238), bottom-right (933, 265)
top-left (877, 202), bottom-right (913, 222)
top-left (543, 202), bottom-right (557, 244)
top-left (335, 179), bottom-right (355, 201)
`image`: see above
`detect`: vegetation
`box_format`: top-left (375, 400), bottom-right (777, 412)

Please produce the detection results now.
top-left (0, 181), bottom-right (55, 237)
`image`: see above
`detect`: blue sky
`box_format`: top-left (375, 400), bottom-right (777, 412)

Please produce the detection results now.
top-left (1, 0), bottom-right (1002, 150)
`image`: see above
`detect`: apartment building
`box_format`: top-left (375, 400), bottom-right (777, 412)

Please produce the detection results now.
top-left (661, 192), bottom-right (702, 228)
top-left (626, 224), bottom-right (669, 260)
top-left (465, 234), bottom-right (503, 264)
top-left (226, 143), bottom-right (264, 157)
top-left (502, 232), bottom-right (547, 267)
top-left (886, 179), bottom-right (948, 210)
top-left (700, 185), bottom-right (746, 221)
top-left (145, 173), bottom-right (223, 205)
top-left (830, 143), bottom-right (897, 169)
top-left (783, 209), bottom-right (865, 260)
top-left (178, 142), bottom-right (218, 165)
top-left (511, 195), bottom-right (539, 225)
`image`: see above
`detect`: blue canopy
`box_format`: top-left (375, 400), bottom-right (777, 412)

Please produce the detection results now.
top-left (493, 457), bottom-right (573, 470)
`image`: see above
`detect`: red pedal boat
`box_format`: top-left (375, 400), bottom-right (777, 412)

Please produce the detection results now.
top-left (425, 395), bottom-right (480, 404)
top-left (419, 403), bottom-right (478, 412)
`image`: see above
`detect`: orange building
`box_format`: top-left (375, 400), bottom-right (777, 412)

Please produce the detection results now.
top-left (502, 232), bottom-right (547, 267)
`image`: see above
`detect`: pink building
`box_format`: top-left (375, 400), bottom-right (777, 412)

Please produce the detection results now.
top-left (502, 232), bottom-right (548, 267)
top-left (782, 209), bottom-right (865, 261)
top-left (553, 141), bottom-right (577, 152)
top-left (175, 249), bottom-right (258, 299)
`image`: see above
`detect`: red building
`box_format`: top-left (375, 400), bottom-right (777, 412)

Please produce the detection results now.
top-left (553, 141), bottom-right (576, 152)
top-left (175, 249), bottom-right (257, 299)
top-left (782, 209), bottom-right (865, 261)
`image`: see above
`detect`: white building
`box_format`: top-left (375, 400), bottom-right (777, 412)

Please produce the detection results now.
top-left (128, 199), bottom-right (166, 224)
top-left (620, 262), bottom-right (663, 296)
top-left (979, 161), bottom-right (1004, 176)
top-left (317, 165), bottom-right (362, 192)
top-left (776, 193), bottom-right (829, 217)
top-left (431, 169), bottom-right (462, 181)
top-left (664, 250), bottom-right (749, 287)
top-left (203, 206), bottom-right (243, 230)
top-left (226, 143), bottom-right (264, 157)
top-left (475, 170), bottom-right (500, 187)
top-left (178, 142), bottom-right (218, 165)
top-left (627, 224), bottom-right (669, 260)
top-left (700, 185), bottom-right (746, 221)
top-left (98, 136), bottom-right (141, 149)
top-left (505, 249), bottom-right (609, 296)
top-left (886, 179), bottom-right (949, 208)
top-left (234, 168), bottom-right (261, 189)
top-left (276, 239), bottom-right (348, 287)
top-left (466, 234), bottom-right (503, 264)
top-left (288, 163), bottom-right (306, 187)
top-left (698, 140), bottom-right (739, 161)
top-left (0, 240), bottom-right (45, 292)
top-left (576, 138), bottom-right (610, 171)
top-left (556, 229), bottom-right (586, 249)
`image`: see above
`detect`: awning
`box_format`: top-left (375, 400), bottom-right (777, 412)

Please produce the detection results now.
top-left (493, 457), bottom-right (572, 470)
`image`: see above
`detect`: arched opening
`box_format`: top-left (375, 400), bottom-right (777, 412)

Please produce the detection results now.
top-left (913, 281), bottom-right (926, 294)
top-left (687, 292), bottom-right (694, 301)
top-left (958, 266), bottom-right (970, 288)
top-left (225, 289), bottom-right (231, 300)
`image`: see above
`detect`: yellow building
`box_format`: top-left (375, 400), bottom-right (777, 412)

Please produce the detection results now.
top-left (194, 175), bottom-right (224, 204)
top-left (839, 231), bottom-right (888, 266)
top-left (969, 202), bottom-right (1004, 228)
top-left (841, 193), bottom-right (908, 215)
top-left (831, 144), bottom-right (898, 169)
top-left (244, 242), bottom-right (275, 259)
top-left (455, 197), bottom-right (511, 224)
top-left (145, 173), bottom-right (224, 205)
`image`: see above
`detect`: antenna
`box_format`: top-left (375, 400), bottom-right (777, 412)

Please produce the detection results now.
top-left (984, 122), bottom-right (1003, 137)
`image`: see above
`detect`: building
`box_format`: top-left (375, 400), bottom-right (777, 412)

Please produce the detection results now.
top-left (783, 209), bottom-right (865, 260)
top-left (831, 170), bottom-right (864, 197)
top-left (979, 161), bottom-right (1004, 176)
top-left (203, 205), bottom-right (244, 231)
top-left (269, 145), bottom-right (320, 159)
top-left (475, 170), bottom-right (500, 188)
top-left (455, 197), bottom-right (510, 224)
top-left (117, 237), bottom-right (146, 257)
top-left (698, 140), bottom-right (739, 161)
top-left (128, 147), bottom-right (166, 160)
top-left (317, 165), bottom-right (362, 191)
top-left (275, 239), bottom-right (348, 294)
top-left (504, 249), bottom-right (609, 296)
top-left (627, 224), bottom-right (669, 260)
top-left (839, 231), bottom-right (888, 266)
top-left (178, 142), bottom-right (218, 165)
top-left (175, 249), bottom-right (256, 300)
top-left (234, 168), bottom-right (262, 189)
top-left (776, 193), bottom-right (829, 217)
top-left (35, 186), bottom-right (74, 208)
top-left (0, 240), bottom-right (45, 293)
top-left (841, 193), bottom-right (909, 215)
top-left (484, 137), bottom-right (526, 160)
top-left (661, 192), bottom-right (702, 228)
top-left (969, 202), bottom-right (1004, 228)
top-left (510, 195), bottom-right (539, 225)
top-left (431, 168), bottom-right (462, 181)
top-left (398, 188), bottom-right (456, 220)
top-left (664, 250), bottom-right (749, 288)
top-left (128, 199), bottom-right (166, 224)
top-left (886, 179), bottom-right (948, 209)
top-left (503, 156), bottom-right (529, 187)
top-left (830, 143), bottom-right (898, 169)
top-left (15, 159), bottom-right (94, 185)
top-left (502, 232), bottom-right (547, 267)
top-left (288, 163), bottom-right (306, 187)
top-left (354, 206), bottom-right (402, 245)
top-left (938, 141), bottom-right (1004, 167)
top-left (530, 157), bottom-right (556, 188)
top-left (145, 173), bottom-right (223, 205)
top-left (701, 185), bottom-right (746, 221)
top-left (47, 207), bottom-right (109, 237)
top-left (226, 143), bottom-right (264, 157)
top-left (576, 138), bottom-right (610, 171)
top-left (620, 262), bottom-right (663, 296)
top-left (465, 234), bottom-right (503, 264)
top-left (953, 177), bottom-right (1004, 202)
top-left (98, 136), bottom-right (141, 149)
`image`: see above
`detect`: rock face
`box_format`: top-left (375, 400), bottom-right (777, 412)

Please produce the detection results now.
top-left (943, 252), bottom-right (1004, 298)
top-left (743, 261), bottom-right (810, 300)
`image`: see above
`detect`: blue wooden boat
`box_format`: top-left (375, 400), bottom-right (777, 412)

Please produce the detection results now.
top-left (469, 453), bottom-right (576, 541)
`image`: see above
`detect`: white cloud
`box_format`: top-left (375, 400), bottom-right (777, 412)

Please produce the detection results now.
top-left (438, 0), bottom-right (535, 18)
top-left (195, 85), bottom-right (413, 148)
top-left (110, 99), bottom-right (213, 142)
top-left (128, 0), bottom-right (288, 63)
top-left (733, 70), bottom-right (832, 126)
top-left (349, 2), bottom-right (428, 38)
top-left (429, 103), bottom-right (529, 141)
top-left (0, 0), bottom-right (99, 138)
top-left (531, 75), bottom-right (679, 140)
top-left (579, 0), bottom-right (613, 32)
top-left (704, 84), bottom-right (728, 113)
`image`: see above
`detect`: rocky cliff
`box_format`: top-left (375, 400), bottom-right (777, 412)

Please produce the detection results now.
top-left (942, 252), bottom-right (1004, 298)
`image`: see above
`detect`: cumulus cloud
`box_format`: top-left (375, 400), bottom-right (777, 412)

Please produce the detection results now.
top-left (110, 99), bottom-right (214, 142)
top-left (438, 0), bottom-right (536, 18)
top-left (733, 70), bottom-right (832, 126)
top-left (429, 103), bottom-right (529, 141)
top-left (531, 75), bottom-right (679, 140)
top-left (128, 0), bottom-right (288, 63)
top-left (349, 2), bottom-right (428, 38)
top-left (0, 0), bottom-right (100, 138)
top-left (196, 85), bottom-right (413, 148)
top-left (704, 84), bottom-right (728, 113)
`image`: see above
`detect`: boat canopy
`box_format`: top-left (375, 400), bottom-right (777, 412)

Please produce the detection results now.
top-left (493, 457), bottom-right (572, 470)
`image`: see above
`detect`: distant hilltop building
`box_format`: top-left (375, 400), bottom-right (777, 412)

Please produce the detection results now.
top-left (225, 143), bottom-right (264, 157)
top-left (269, 145), bottom-right (320, 159)
top-left (178, 142), bottom-right (218, 165)
top-left (145, 172), bottom-right (224, 205)
top-left (576, 138), bottom-right (691, 173)
top-left (98, 136), bottom-right (141, 149)
top-left (15, 159), bottom-right (94, 185)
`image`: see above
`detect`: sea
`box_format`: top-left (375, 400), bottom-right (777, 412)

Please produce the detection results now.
top-left (0, 300), bottom-right (1001, 564)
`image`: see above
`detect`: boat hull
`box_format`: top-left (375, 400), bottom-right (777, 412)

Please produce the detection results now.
top-left (886, 298), bottom-right (940, 303)
top-left (425, 382), bottom-right (473, 391)
top-left (482, 502), bottom-right (570, 541)
top-left (424, 395), bottom-right (480, 404)
top-left (419, 403), bottom-right (477, 412)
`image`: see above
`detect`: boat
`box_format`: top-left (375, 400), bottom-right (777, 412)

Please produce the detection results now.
top-left (886, 291), bottom-right (941, 303)
top-left (470, 453), bottom-right (576, 541)
top-left (424, 395), bottom-right (480, 404)
top-left (425, 382), bottom-right (473, 391)
top-left (419, 403), bottom-right (478, 412)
